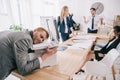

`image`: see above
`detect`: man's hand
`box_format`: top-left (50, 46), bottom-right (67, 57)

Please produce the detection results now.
top-left (98, 53), bottom-right (104, 57)
top-left (41, 46), bottom-right (58, 61)
top-left (99, 17), bottom-right (104, 25)
top-left (83, 16), bottom-right (87, 23)
top-left (83, 16), bottom-right (86, 20)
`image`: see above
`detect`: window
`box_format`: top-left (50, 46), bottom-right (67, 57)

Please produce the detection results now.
top-left (0, 0), bottom-right (7, 15)
top-left (31, 0), bottom-right (59, 29)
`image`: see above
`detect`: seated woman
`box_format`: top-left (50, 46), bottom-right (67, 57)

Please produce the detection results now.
top-left (93, 25), bottom-right (120, 61)
top-left (76, 25), bottom-right (120, 74)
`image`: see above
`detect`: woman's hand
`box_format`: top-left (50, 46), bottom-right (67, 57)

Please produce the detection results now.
top-left (98, 53), bottom-right (104, 57)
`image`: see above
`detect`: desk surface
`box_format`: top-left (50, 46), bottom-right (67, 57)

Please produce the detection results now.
top-left (13, 33), bottom-right (109, 80)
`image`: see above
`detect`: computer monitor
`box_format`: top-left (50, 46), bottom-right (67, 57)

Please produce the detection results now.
top-left (40, 16), bottom-right (60, 42)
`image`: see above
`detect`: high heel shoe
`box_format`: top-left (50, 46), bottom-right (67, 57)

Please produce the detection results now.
top-left (75, 69), bottom-right (85, 74)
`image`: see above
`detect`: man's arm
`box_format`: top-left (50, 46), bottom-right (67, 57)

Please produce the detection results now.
top-left (14, 39), bottom-right (40, 75)
top-left (83, 16), bottom-right (87, 23)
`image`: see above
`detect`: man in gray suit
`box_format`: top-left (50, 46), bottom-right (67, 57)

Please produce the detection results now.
top-left (0, 27), bottom-right (58, 80)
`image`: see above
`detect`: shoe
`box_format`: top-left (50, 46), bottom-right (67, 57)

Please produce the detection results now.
top-left (89, 58), bottom-right (94, 61)
top-left (75, 69), bottom-right (85, 74)
top-left (79, 69), bottom-right (85, 73)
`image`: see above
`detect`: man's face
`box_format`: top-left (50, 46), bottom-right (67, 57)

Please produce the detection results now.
top-left (33, 30), bottom-right (47, 44)
top-left (90, 9), bottom-right (96, 16)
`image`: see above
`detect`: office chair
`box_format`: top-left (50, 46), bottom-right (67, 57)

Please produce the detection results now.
top-left (84, 49), bottom-right (120, 80)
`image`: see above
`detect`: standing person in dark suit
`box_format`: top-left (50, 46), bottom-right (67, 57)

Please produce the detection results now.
top-left (57, 6), bottom-right (77, 41)
top-left (0, 27), bottom-right (58, 80)
top-left (83, 8), bottom-right (104, 33)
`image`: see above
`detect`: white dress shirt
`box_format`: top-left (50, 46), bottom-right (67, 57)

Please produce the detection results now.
top-left (86, 15), bottom-right (100, 30)
top-left (64, 17), bottom-right (68, 33)
top-left (38, 57), bottom-right (43, 68)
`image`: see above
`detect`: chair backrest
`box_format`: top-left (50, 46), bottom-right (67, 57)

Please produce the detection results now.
top-left (100, 49), bottom-right (120, 68)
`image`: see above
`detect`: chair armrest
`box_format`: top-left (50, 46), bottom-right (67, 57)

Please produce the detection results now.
top-left (85, 61), bottom-right (109, 76)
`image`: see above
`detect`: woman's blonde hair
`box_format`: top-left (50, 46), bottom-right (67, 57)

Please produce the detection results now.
top-left (60, 6), bottom-right (69, 23)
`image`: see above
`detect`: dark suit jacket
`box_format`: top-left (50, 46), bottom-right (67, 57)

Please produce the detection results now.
top-left (0, 31), bottom-right (40, 80)
top-left (57, 15), bottom-right (76, 34)
top-left (94, 36), bottom-right (120, 61)
top-left (100, 36), bottom-right (120, 54)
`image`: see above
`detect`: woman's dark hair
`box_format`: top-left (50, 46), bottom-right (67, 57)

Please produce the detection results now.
top-left (113, 25), bottom-right (120, 37)
top-left (113, 25), bottom-right (120, 33)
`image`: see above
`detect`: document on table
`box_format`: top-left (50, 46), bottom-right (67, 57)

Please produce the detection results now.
top-left (68, 41), bottom-right (92, 50)
top-left (40, 54), bottom-right (57, 68)
top-left (73, 35), bottom-right (93, 40)
top-left (72, 35), bottom-right (95, 42)
top-left (32, 40), bottom-right (58, 50)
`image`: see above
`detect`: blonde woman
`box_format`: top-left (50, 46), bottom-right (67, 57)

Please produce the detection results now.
top-left (57, 6), bottom-right (76, 41)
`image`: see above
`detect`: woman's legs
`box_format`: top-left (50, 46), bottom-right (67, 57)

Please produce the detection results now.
top-left (75, 51), bottom-right (95, 74)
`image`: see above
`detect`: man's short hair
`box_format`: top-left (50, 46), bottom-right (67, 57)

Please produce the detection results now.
top-left (34, 27), bottom-right (49, 39)
top-left (90, 8), bottom-right (96, 11)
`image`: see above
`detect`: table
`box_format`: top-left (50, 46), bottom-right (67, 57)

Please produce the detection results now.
top-left (12, 33), bottom-right (108, 80)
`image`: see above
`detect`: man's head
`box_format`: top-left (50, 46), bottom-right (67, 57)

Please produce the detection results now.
top-left (33, 27), bottom-right (49, 44)
top-left (90, 8), bottom-right (96, 16)
top-left (113, 25), bottom-right (120, 37)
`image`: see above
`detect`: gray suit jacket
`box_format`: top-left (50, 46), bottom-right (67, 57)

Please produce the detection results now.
top-left (0, 31), bottom-right (40, 80)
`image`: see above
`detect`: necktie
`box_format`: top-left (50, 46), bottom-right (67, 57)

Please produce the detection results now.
top-left (92, 16), bottom-right (94, 29)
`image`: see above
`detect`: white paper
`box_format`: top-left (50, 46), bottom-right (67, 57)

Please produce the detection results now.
top-left (32, 41), bottom-right (58, 50)
top-left (73, 35), bottom-right (93, 40)
top-left (5, 74), bottom-right (20, 80)
top-left (40, 53), bottom-right (57, 68)
top-left (68, 40), bottom-right (92, 50)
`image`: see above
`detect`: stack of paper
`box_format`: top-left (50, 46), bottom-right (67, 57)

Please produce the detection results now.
top-left (69, 35), bottom-right (94, 49)
top-left (72, 35), bottom-right (95, 43)
top-left (32, 41), bottom-right (58, 50)
top-left (68, 41), bottom-right (92, 50)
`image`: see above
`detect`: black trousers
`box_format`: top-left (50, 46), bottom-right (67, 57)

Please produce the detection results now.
top-left (94, 50), bottom-right (104, 61)
top-left (88, 28), bottom-right (98, 33)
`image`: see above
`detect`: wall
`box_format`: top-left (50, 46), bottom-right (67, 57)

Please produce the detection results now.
top-left (0, 0), bottom-right (14, 31)
top-left (0, 0), bottom-right (120, 31)
top-left (58, 0), bottom-right (120, 30)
